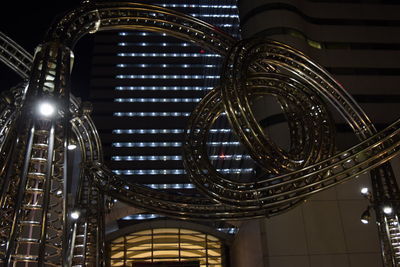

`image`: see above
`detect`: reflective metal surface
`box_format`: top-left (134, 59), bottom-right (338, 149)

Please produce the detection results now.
top-left (0, 2), bottom-right (399, 266)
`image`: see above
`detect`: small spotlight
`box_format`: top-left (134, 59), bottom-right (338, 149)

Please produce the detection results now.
top-left (361, 208), bottom-right (371, 224)
top-left (361, 219), bottom-right (369, 224)
top-left (383, 205), bottom-right (393, 215)
top-left (360, 187), bottom-right (369, 195)
top-left (67, 144), bottom-right (77, 150)
top-left (38, 102), bottom-right (55, 117)
top-left (70, 210), bottom-right (80, 220)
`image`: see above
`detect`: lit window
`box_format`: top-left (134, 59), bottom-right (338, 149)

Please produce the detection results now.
top-left (117, 52), bottom-right (221, 58)
top-left (116, 74), bottom-right (219, 79)
top-left (112, 129), bottom-right (185, 134)
top-left (143, 183), bottom-right (195, 189)
top-left (113, 112), bottom-right (191, 117)
top-left (110, 228), bottom-right (224, 266)
top-left (114, 98), bottom-right (202, 103)
top-left (112, 168), bottom-right (253, 175)
top-left (114, 86), bottom-right (212, 91)
top-left (161, 4), bottom-right (236, 8)
top-left (111, 141), bottom-right (240, 147)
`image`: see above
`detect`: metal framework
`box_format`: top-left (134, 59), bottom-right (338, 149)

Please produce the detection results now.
top-left (0, 1), bottom-right (399, 266)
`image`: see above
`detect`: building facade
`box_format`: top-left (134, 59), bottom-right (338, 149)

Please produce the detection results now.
top-left (230, 1), bottom-right (400, 267)
top-left (90, 1), bottom-right (247, 266)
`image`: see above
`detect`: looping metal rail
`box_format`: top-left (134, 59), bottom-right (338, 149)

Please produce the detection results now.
top-left (0, 32), bottom-right (33, 79)
top-left (0, 2), bottom-right (399, 266)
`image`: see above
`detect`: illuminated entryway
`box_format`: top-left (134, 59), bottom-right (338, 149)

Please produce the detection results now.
top-left (109, 228), bottom-right (224, 266)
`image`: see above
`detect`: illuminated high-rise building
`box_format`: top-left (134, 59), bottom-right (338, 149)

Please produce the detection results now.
top-left (90, 1), bottom-right (251, 191)
top-left (90, 1), bottom-right (245, 265)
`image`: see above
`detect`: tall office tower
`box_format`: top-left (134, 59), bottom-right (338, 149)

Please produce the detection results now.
top-left (89, 1), bottom-right (252, 221)
top-left (230, 1), bottom-right (400, 267)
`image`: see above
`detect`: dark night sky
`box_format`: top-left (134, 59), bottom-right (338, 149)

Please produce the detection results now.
top-left (0, 1), bottom-right (93, 100)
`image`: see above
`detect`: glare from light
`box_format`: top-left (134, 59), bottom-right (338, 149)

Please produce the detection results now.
top-left (38, 102), bottom-right (55, 117)
top-left (70, 211), bottom-right (80, 220)
top-left (361, 218), bottom-right (369, 224)
top-left (360, 187), bottom-right (369, 195)
top-left (383, 206), bottom-right (393, 215)
top-left (67, 144), bottom-right (77, 150)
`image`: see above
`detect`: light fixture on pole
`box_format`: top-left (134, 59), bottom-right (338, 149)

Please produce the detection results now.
top-left (383, 205), bottom-right (393, 215)
top-left (361, 207), bottom-right (371, 224)
top-left (67, 139), bottom-right (77, 150)
top-left (70, 210), bottom-right (80, 220)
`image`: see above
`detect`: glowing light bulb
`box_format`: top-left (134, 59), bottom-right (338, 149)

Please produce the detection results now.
top-left (70, 211), bottom-right (80, 220)
top-left (360, 187), bottom-right (369, 195)
top-left (383, 206), bottom-right (393, 215)
top-left (38, 102), bottom-right (55, 117)
top-left (68, 144), bottom-right (77, 150)
top-left (360, 208), bottom-right (371, 224)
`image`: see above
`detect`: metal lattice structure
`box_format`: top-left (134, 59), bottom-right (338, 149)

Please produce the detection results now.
top-left (0, 2), bottom-right (399, 266)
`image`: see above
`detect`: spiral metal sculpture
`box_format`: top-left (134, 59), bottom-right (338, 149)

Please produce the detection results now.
top-left (0, 1), bottom-right (399, 266)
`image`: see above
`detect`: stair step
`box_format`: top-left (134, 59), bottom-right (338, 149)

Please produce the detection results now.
top-left (30, 157), bottom-right (47, 163)
top-left (19, 220), bottom-right (41, 225)
top-left (16, 237), bottom-right (39, 243)
top-left (33, 143), bottom-right (49, 149)
top-left (25, 187), bottom-right (44, 193)
top-left (22, 204), bottom-right (43, 210)
top-left (27, 172), bottom-right (46, 179)
top-left (12, 254), bottom-right (37, 261)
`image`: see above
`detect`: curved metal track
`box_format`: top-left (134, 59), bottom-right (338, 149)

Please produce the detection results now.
top-left (0, 1), bottom-right (399, 266)
top-left (88, 112), bottom-right (400, 219)
top-left (0, 32), bottom-right (32, 79)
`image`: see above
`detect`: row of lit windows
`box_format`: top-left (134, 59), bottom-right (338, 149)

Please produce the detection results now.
top-left (113, 168), bottom-right (253, 175)
top-left (116, 75), bottom-right (220, 79)
top-left (111, 129), bottom-right (232, 134)
top-left (119, 216), bottom-right (240, 235)
top-left (120, 214), bottom-right (162, 220)
top-left (216, 228), bottom-right (238, 234)
top-left (160, 4), bottom-right (236, 8)
top-left (116, 63), bottom-right (217, 68)
top-left (114, 86), bottom-right (213, 91)
top-left (114, 98), bottom-right (202, 103)
top-left (113, 111), bottom-right (226, 116)
top-left (118, 42), bottom-right (191, 47)
top-left (111, 155), bottom-right (252, 161)
top-left (113, 129), bottom-right (184, 134)
top-left (210, 155), bottom-right (251, 160)
top-left (112, 141), bottom-right (240, 147)
top-left (117, 212), bottom-right (237, 232)
top-left (113, 155), bottom-right (182, 161)
top-left (113, 142), bottom-right (181, 147)
top-left (117, 52), bottom-right (221, 57)
top-left (214, 24), bottom-right (236, 28)
top-left (145, 183), bottom-right (196, 189)
top-left (118, 31), bottom-right (240, 38)
top-left (191, 14), bottom-right (238, 18)
top-left (119, 32), bottom-right (164, 36)
top-left (113, 112), bottom-right (191, 117)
